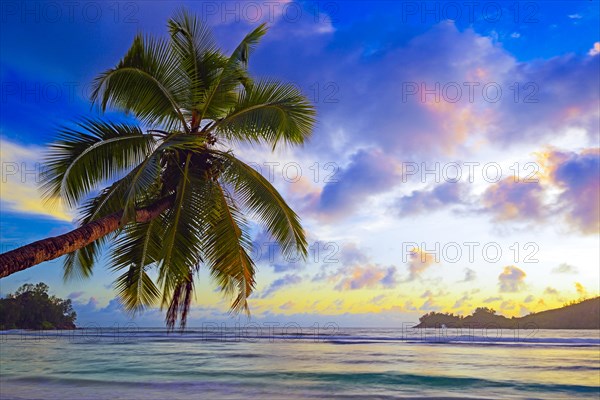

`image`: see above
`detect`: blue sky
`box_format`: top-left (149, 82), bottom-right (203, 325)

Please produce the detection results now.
top-left (1, 0), bottom-right (599, 327)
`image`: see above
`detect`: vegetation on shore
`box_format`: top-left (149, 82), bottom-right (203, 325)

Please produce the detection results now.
top-left (0, 283), bottom-right (76, 330)
top-left (415, 297), bottom-right (600, 329)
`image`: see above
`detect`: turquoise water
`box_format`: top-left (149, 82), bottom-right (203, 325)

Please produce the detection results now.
top-left (1, 328), bottom-right (599, 399)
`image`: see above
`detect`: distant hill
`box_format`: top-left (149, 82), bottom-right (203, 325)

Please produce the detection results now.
top-left (414, 297), bottom-right (600, 329)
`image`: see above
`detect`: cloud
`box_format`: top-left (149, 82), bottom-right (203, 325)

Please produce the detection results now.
top-left (311, 243), bottom-right (398, 291)
top-left (394, 182), bottom-right (469, 217)
top-left (406, 247), bottom-right (438, 281)
top-left (311, 242), bottom-right (370, 283)
top-left (544, 287), bottom-right (559, 297)
top-left (279, 301), bottom-right (295, 311)
top-left (420, 297), bottom-right (441, 311)
top-left (311, 264), bottom-right (337, 283)
top-left (523, 295), bottom-right (535, 303)
top-left (498, 266), bottom-right (527, 293)
top-left (589, 42), bottom-right (600, 56)
top-left (257, 19), bottom-right (598, 227)
top-left (370, 294), bottom-right (386, 305)
top-left (477, 148), bottom-right (599, 234)
top-left (0, 139), bottom-right (72, 221)
top-left (71, 296), bottom-right (168, 326)
top-left (481, 178), bottom-right (545, 222)
top-left (260, 274), bottom-right (302, 298)
top-left (404, 300), bottom-right (417, 311)
top-left (339, 242), bottom-right (369, 265)
top-left (68, 291), bottom-right (85, 300)
top-left (546, 148), bottom-right (600, 234)
top-left (314, 148), bottom-right (401, 219)
top-left (483, 296), bottom-right (502, 303)
top-left (251, 229), bottom-right (306, 273)
top-left (86, 297), bottom-right (100, 309)
top-left (453, 292), bottom-right (472, 308)
top-left (537, 299), bottom-right (546, 307)
top-left (311, 20), bottom-right (598, 160)
top-left (486, 52), bottom-right (599, 146)
top-left (459, 268), bottom-right (477, 282)
top-left (552, 263), bottom-right (578, 274)
top-left (334, 264), bottom-right (397, 291)
top-left (367, 21), bottom-right (512, 154)
top-left (203, 0), bottom-right (335, 36)
top-left (500, 300), bottom-right (517, 311)
top-left (575, 282), bottom-right (587, 297)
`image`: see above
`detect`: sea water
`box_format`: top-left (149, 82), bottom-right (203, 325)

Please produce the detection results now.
top-left (1, 328), bottom-right (599, 399)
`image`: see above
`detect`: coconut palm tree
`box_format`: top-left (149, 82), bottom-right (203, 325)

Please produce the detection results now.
top-left (0, 9), bottom-right (315, 330)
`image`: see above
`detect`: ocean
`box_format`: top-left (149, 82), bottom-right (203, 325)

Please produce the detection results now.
top-left (0, 327), bottom-right (599, 399)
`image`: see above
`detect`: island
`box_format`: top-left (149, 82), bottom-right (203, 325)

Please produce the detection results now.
top-left (414, 297), bottom-right (600, 329)
top-left (0, 283), bottom-right (77, 330)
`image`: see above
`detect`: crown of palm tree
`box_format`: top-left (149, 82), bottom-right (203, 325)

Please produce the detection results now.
top-left (40, 9), bottom-right (316, 330)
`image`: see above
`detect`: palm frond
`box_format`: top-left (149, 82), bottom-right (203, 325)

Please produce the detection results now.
top-left (195, 24), bottom-right (267, 122)
top-left (165, 271), bottom-right (194, 332)
top-left (63, 235), bottom-right (109, 280)
top-left (168, 8), bottom-right (216, 57)
top-left (230, 23), bottom-right (268, 67)
top-left (202, 182), bottom-right (256, 315)
top-left (114, 265), bottom-right (161, 313)
top-left (196, 56), bottom-right (243, 121)
top-left (119, 147), bottom-right (163, 223)
top-left (91, 34), bottom-right (188, 131)
top-left (213, 79), bottom-right (316, 148)
top-left (158, 153), bottom-right (203, 312)
top-left (77, 169), bottom-right (140, 224)
top-left (214, 150), bottom-right (307, 259)
top-left (41, 118), bottom-right (155, 209)
top-left (168, 8), bottom-right (217, 111)
top-left (111, 219), bottom-right (164, 312)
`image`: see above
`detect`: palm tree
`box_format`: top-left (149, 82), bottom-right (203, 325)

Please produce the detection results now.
top-left (0, 10), bottom-right (315, 330)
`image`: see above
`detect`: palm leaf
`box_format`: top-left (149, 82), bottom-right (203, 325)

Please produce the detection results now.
top-left (202, 182), bottom-right (256, 315)
top-left (214, 150), bottom-right (307, 259)
top-left (62, 235), bottom-right (110, 280)
top-left (196, 24), bottom-right (267, 122)
top-left (229, 23), bottom-right (268, 67)
top-left (168, 7), bottom-right (217, 118)
top-left (119, 147), bottom-right (163, 224)
top-left (41, 118), bottom-right (155, 209)
top-left (91, 34), bottom-right (188, 131)
top-left (213, 79), bottom-right (316, 148)
top-left (111, 219), bottom-right (164, 312)
top-left (158, 153), bottom-right (203, 312)
top-left (165, 272), bottom-right (194, 332)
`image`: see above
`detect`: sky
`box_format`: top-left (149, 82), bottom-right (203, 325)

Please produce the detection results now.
top-left (0, 0), bottom-right (599, 328)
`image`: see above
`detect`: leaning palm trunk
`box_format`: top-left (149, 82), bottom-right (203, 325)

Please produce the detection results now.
top-left (0, 196), bottom-right (173, 278)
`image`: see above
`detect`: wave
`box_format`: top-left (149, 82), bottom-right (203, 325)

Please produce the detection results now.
top-left (3, 331), bottom-right (598, 348)
top-left (4, 371), bottom-right (599, 395)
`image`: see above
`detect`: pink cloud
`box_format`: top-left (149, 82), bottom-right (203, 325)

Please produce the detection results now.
top-left (334, 264), bottom-right (397, 291)
top-left (482, 178), bottom-right (545, 222)
top-left (407, 248), bottom-right (438, 281)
